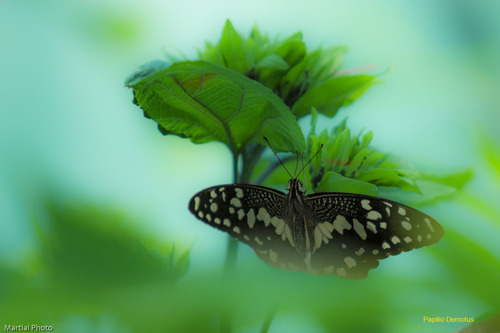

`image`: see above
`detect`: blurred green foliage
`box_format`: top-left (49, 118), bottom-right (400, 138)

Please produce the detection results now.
top-left (1, 12), bottom-right (499, 333)
top-left (0, 200), bottom-right (189, 331)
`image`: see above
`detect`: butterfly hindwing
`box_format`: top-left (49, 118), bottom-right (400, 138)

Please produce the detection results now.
top-left (188, 184), bottom-right (307, 271)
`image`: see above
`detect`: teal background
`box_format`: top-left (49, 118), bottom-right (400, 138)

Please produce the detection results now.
top-left (1, 0), bottom-right (499, 332)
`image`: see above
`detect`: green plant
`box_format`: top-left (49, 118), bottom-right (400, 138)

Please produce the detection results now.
top-left (125, 20), bottom-right (471, 332)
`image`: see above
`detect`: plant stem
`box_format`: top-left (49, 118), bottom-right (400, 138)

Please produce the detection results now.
top-left (224, 150), bottom-right (240, 271)
top-left (223, 237), bottom-right (238, 273)
top-left (223, 150), bottom-right (240, 272)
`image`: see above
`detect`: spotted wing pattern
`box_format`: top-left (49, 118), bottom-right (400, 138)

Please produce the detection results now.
top-left (304, 193), bottom-right (444, 279)
top-left (188, 183), bottom-right (444, 280)
top-left (188, 184), bottom-right (308, 271)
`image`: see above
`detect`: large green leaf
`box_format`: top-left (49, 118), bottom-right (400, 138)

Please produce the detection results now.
top-left (292, 75), bottom-right (376, 119)
top-left (124, 59), bottom-right (170, 87)
top-left (128, 60), bottom-right (305, 153)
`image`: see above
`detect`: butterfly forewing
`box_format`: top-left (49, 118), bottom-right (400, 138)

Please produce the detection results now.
top-left (189, 184), bottom-right (308, 271)
top-left (189, 180), bottom-right (444, 280)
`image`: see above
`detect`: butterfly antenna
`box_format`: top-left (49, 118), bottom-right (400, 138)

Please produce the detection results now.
top-left (263, 137), bottom-right (293, 179)
top-left (297, 143), bottom-right (324, 178)
top-left (301, 154), bottom-right (308, 192)
top-left (293, 152), bottom-right (299, 178)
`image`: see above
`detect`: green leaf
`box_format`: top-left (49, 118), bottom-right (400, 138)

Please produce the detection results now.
top-left (378, 179), bottom-right (457, 205)
top-left (124, 59), bottom-right (170, 87)
top-left (198, 41), bottom-right (224, 66)
top-left (421, 168), bottom-right (473, 189)
top-left (129, 60), bottom-right (305, 153)
top-left (277, 60), bottom-right (308, 104)
top-left (174, 248), bottom-right (190, 280)
top-left (242, 37), bottom-right (259, 72)
top-left (274, 39), bottom-right (306, 68)
top-left (256, 54), bottom-right (290, 70)
top-left (219, 20), bottom-right (246, 74)
top-left (356, 169), bottom-right (405, 185)
top-left (306, 118), bottom-right (447, 197)
top-left (35, 200), bottom-right (188, 287)
top-left (307, 46), bottom-right (348, 86)
top-left (292, 75), bottom-right (376, 119)
top-left (316, 171), bottom-right (379, 196)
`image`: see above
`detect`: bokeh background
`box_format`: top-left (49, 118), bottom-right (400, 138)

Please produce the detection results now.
top-left (1, 0), bottom-right (499, 332)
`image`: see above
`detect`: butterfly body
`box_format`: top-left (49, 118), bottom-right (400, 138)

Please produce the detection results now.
top-left (189, 178), bottom-right (444, 279)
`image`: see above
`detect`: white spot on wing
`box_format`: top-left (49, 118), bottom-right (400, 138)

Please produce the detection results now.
top-left (366, 221), bottom-right (377, 234)
top-left (404, 236), bottom-right (412, 243)
top-left (255, 236), bottom-right (263, 246)
top-left (247, 208), bottom-right (256, 228)
top-left (233, 226), bottom-right (240, 234)
top-left (257, 208), bottom-right (271, 226)
top-left (402, 221), bottom-right (412, 231)
top-left (333, 215), bottom-right (352, 235)
top-left (210, 202), bottom-right (218, 213)
top-left (361, 199), bottom-right (372, 210)
top-left (324, 266), bottom-right (335, 274)
top-left (235, 188), bottom-right (244, 198)
top-left (194, 196), bottom-right (200, 211)
top-left (237, 209), bottom-right (245, 220)
top-left (314, 227), bottom-right (322, 250)
top-left (320, 222), bottom-right (334, 233)
top-left (391, 236), bottom-right (401, 244)
top-left (355, 248), bottom-right (365, 256)
top-left (353, 219), bottom-right (367, 240)
top-left (380, 222), bottom-right (387, 229)
top-left (230, 197), bottom-right (242, 207)
top-left (269, 249), bottom-right (278, 262)
top-left (214, 218), bottom-right (221, 225)
top-left (275, 219), bottom-right (285, 235)
top-left (223, 218), bottom-right (231, 227)
top-left (336, 268), bottom-right (347, 278)
top-left (382, 242), bottom-right (391, 249)
top-left (367, 210), bottom-right (382, 220)
top-left (344, 256), bottom-right (357, 269)
top-left (424, 218), bottom-right (435, 232)
top-left (398, 207), bottom-right (406, 216)
top-left (210, 191), bottom-right (217, 199)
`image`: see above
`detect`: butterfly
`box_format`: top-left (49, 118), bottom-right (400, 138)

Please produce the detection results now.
top-left (188, 145), bottom-right (444, 280)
